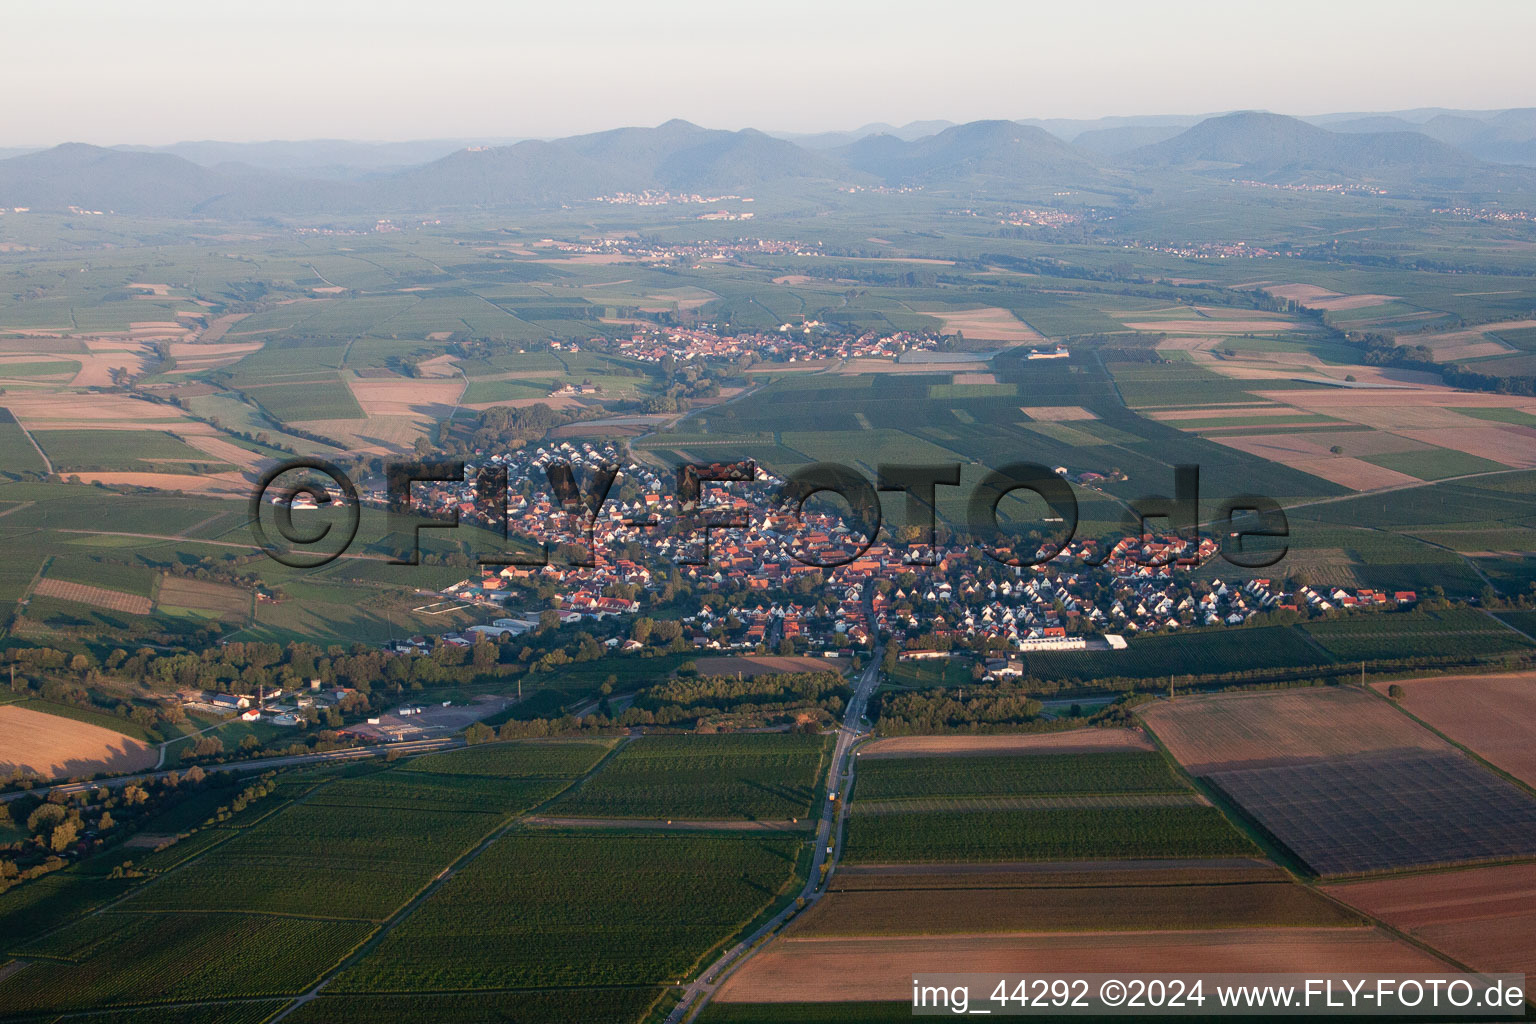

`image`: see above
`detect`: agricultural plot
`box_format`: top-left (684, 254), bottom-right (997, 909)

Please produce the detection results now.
top-left (1376, 671), bottom-right (1536, 786)
top-left (285, 989), bottom-right (666, 1024)
top-left (842, 806), bottom-right (1258, 864)
top-left (0, 703), bottom-right (157, 778)
top-left (1206, 750), bottom-right (1536, 876)
top-left (852, 752), bottom-right (1188, 801)
top-left (128, 793), bottom-right (503, 921)
top-left (31, 577), bottom-right (152, 616)
top-left (0, 873), bottom-right (136, 952)
top-left (407, 738), bottom-right (615, 779)
top-left (713, 928), bottom-right (1440, 1004)
top-left (1020, 625), bottom-right (1331, 684)
top-left (30, 429), bottom-right (226, 473)
top-left (1300, 606), bottom-right (1532, 661)
top-left (1327, 862), bottom-right (1536, 974)
top-left (153, 574), bottom-right (252, 621)
top-left (0, 408), bottom-right (47, 475)
top-left (1140, 687), bottom-right (1451, 773)
top-left (859, 729), bottom-right (1154, 758)
top-left (791, 876), bottom-right (1361, 936)
top-left (0, 912), bottom-right (372, 1017)
top-left (331, 831), bottom-right (800, 992)
top-left (550, 733), bottom-right (831, 820)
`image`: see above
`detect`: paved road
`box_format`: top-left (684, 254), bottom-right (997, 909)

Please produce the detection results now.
top-left (0, 736), bottom-right (463, 804)
top-left (666, 643), bottom-right (883, 1022)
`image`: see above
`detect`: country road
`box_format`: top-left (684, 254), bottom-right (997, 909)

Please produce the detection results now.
top-left (666, 639), bottom-right (883, 1023)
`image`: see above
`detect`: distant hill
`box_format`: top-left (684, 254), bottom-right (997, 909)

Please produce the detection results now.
top-left (1124, 111), bottom-right (1500, 186)
top-left (1070, 124), bottom-right (1187, 157)
top-left (776, 120), bottom-right (956, 150)
top-left (5, 110), bottom-right (1534, 218)
top-left (836, 120), bottom-right (1102, 188)
top-left (0, 144), bottom-right (233, 215)
top-left (117, 138), bottom-right (523, 179)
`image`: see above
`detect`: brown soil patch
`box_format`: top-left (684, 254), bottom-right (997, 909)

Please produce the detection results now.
top-left (1328, 862), bottom-right (1536, 973)
top-left (952, 372), bottom-right (997, 385)
top-left (861, 729), bottom-right (1152, 759)
top-left (918, 307), bottom-right (1045, 344)
top-left (66, 472), bottom-right (250, 497)
top-left (1203, 434), bottom-right (1422, 490)
top-left (1141, 688), bottom-right (1448, 774)
top-left (1261, 284), bottom-right (1397, 312)
top-left (0, 704), bottom-right (157, 779)
top-left (182, 435), bottom-right (265, 470)
top-left (348, 375), bottom-right (466, 419)
top-left (714, 929), bottom-right (1442, 1002)
top-left (1372, 671), bottom-right (1536, 786)
top-left (2, 393), bottom-right (181, 429)
top-left (1392, 426), bottom-right (1536, 468)
top-left (34, 577), bottom-right (152, 615)
top-left (1021, 405), bottom-right (1097, 421)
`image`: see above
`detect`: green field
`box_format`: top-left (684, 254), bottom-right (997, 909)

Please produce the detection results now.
top-left (331, 831), bottom-right (801, 992)
top-left (843, 806), bottom-right (1259, 863)
top-left (1301, 606), bottom-right (1532, 660)
top-left (30, 429), bottom-right (226, 473)
top-left (0, 912), bottom-right (372, 1016)
top-left (550, 733), bottom-right (832, 820)
top-left (407, 738), bottom-right (615, 778)
top-left (0, 408), bottom-right (47, 475)
top-left (854, 752), bottom-right (1188, 801)
top-left (286, 989), bottom-right (666, 1024)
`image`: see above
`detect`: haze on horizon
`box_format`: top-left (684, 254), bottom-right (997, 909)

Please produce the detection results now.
top-left (6, 0), bottom-right (1536, 148)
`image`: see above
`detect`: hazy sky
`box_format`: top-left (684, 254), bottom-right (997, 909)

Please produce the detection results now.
top-left (6, 0), bottom-right (1535, 146)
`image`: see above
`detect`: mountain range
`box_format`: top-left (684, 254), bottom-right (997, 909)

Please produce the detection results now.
top-left (2, 110), bottom-right (1534, 220)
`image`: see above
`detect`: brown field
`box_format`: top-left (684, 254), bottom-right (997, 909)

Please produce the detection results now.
top-left (714, 929), bottom-right (1444, 1002)
top-left (68, 471), bottom-right (250, 496)
top-left (1262, 284), bottom-right (1399, 312)
top-left (289, 416), bottom-right (428, 454)
top-left (789, 879), bottom-right (1364, 937)
top-left (1, 392), bottom-right (187, 428)
top-left (1021, 405), bottom-right (1097, 421)
top-left (917, 307), bottom-right (1044, 344)
top-left (348, 374), bottom-right (466, 419)
top-left (860, 728), bottom-right (1152, 759)
top-left (0, 704), bottom-right (157, 778)
top-left (1415, 319), bottom-right (1536, 362)
top-left (183, 434), bottom-right (265, 470)
top-left (952, 372), bottom-right (998, 385)
top-left (690, 655), bottom-right (845, 678)
top-left (33, 577), bottom-right (152, 615)
top-left (1203, 435), bottom-right (1421, 490)
top-left (1140, 688), bottom-right (1448, 774)
top-left (1373, 672), bottom-right (1536, 786)
top-left (1327, 863), bottom-right (1536, 974)
top-left (155, 575), bottom-right (252, 621)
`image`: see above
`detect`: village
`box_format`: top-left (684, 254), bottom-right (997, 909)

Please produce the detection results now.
top-left (372, 441), bottom-right (1417, 677)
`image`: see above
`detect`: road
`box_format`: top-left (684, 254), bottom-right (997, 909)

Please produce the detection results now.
top-left (0, 736), bottom-right (463, 804)
top-left (666, 642), bottom-right (883, 1023)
